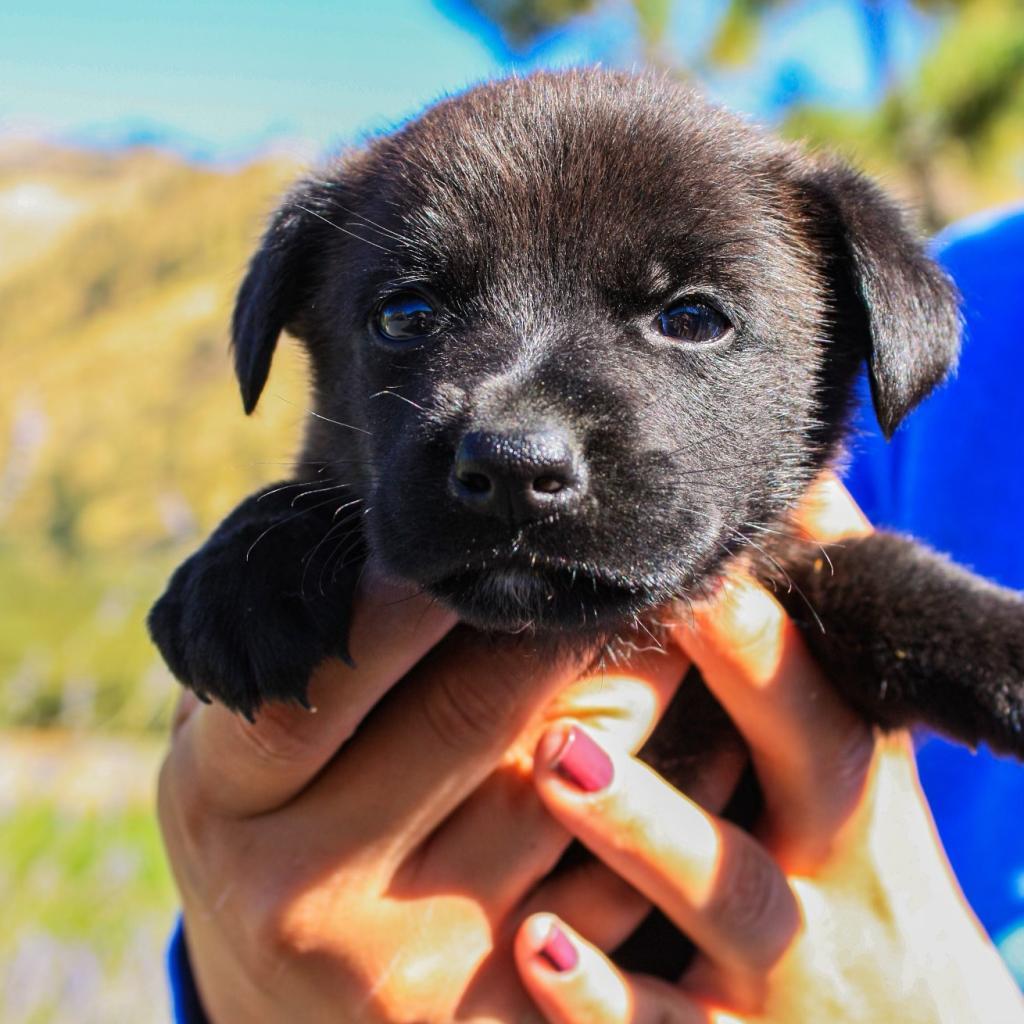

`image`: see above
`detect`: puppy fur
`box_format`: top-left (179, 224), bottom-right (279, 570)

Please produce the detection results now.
top-left (150, 69), bottom-right (1024, 766)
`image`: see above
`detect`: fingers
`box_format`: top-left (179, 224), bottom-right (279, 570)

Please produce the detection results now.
top-left (670, 475), bottom-right (876, 871)
top-left (287, 631), bottom-right (593, 867)
top-left (415, 645), bottom-right (692, 915)
top-left (533, 725), bottom-right (800, 982)
top-left (518, 735), bottom-right (745, 953)
top-left (516, 915), bottom-right (710, 1024)
top-left (165, 573), bottom-right (455, 817)
top-left (676, 578), bottom-right (874, 870)
top-left (525, 858), bottom-right (651, 952)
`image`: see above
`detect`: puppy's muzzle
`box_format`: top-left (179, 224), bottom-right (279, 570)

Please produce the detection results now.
top-left (451, 428), bottom-right (586, 525)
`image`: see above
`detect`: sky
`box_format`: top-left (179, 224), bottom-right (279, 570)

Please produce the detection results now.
top-left (0, 0), bottom-right (932, 160)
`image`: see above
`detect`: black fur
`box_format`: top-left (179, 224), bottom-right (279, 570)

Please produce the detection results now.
top-left (150, 483), bottom-right (363, 717)
top-left (150, 69), bottom-right (1024, 767)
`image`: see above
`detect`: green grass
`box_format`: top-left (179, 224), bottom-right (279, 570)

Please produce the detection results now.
top-left (2, 803), bottom-right (172, 944)
top-left (0, 544), bottom-right (179, 733)
top-left (0, 747), bottom-right (177, 1024)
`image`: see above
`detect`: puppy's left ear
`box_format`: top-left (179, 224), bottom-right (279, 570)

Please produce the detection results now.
top-left (792, 159), bottom-right (961, 438)
top-left (232, 188), bottom-right (325, 415)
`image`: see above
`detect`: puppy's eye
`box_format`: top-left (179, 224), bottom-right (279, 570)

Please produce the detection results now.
top-left (374, 292), bottom-right (437, 343)
top-left (656, 300), bottom-right (731, 344)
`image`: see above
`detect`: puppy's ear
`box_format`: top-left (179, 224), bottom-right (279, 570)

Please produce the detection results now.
top-left (232, 190), bottom-right (323, 415)
top-left (794, 160), bottom-right (961, 438)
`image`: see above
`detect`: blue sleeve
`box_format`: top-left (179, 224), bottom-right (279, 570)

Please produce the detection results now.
top-left (845, 204), bottom-right (1024, 988)
top-left (168, 917), bottom-right (210, 1024)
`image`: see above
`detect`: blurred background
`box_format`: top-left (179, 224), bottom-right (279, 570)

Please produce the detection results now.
top-left (1, 1), bottom-right (1021, 1019)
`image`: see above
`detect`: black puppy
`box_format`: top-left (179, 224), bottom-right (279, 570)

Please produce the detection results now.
top-left (150, 69), bottom-right (1024, 763)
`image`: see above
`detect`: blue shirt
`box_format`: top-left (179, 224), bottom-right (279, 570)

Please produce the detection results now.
top-left (846, 204), bottom-right (1024, 985)
top-left (168, 206), bottom-right (1024, 1020)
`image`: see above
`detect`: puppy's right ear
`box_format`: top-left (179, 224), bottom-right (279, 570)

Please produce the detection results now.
top-left (232, 192), bottom-right (321, 415)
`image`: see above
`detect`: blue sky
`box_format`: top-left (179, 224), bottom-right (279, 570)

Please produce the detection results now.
top-left (1, 0), bottom-right (932, 159)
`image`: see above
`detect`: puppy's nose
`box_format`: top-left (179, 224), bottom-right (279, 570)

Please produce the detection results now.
top-left (451, 429), bottom-right (585, 523)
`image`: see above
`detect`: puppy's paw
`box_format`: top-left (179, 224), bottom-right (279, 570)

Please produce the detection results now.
top-left (148, 483), bottom-right (364, 719)
top-left (781, 531), bottom-right (1024, 760)
top-left (148, 554), bottom-right (337, 719)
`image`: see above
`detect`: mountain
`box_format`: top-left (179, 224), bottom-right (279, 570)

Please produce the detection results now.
top-left (53, 118), bottom-right (323, 168)
top-left (0, 141), bottom-right (310, 730)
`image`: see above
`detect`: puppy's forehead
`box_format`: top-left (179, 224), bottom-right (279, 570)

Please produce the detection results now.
top-left (369, 72), bottom-right (783, 293)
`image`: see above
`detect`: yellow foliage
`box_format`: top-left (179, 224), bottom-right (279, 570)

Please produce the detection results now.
top-left (0, 142), bottom-right (313, 729)
top-left (0, 143), bottom-right (310, 556)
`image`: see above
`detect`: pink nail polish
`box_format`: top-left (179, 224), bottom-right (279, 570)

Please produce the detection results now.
top-left (546, 725), bottom-right (613, 792)
top-left (538, 923), bottom-right (578, 973)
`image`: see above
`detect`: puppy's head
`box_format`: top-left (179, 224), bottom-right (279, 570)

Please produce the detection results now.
top-left (231, 70), bottom-right (959, 633)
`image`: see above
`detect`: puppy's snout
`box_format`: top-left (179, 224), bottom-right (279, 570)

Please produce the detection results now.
top-left (451, 429), bottom-right (586, 523)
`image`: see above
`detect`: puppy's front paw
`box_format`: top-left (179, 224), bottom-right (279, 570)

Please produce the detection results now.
top-left (148, 483), bottom-right (364, 719)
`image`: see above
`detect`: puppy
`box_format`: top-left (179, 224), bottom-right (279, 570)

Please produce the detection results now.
top-left (149, 69), bottom-right (1024, 765)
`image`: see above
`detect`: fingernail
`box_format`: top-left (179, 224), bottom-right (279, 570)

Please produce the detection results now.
top-left (538, 923), bottom-right (578, 973)
top-left (541, 725), bottom-right (614, 792)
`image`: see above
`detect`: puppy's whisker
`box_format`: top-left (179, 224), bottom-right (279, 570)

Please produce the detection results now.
top-left (738, 520), bottom-right (791, 539)
top-left (309, 410), bottom-right (374, 437)
top-left (315, 520), bottom-right (365, 596)
top-left (344, 218), bottom-right (411, 246)
top-left (249, 459), bottom-right (333, 468)
top-left (290, 482), bottom-right (353, 507)
top-left (271, 391), bottom-right (374, 437)
top-left (292, 203), bottom-right (394, 253)
top-left (325, 531), bottom-right (369, 590)
top-left (671, 459), bottom-right (781, 476)
top-left (348, 533), bottom-right (373, 593)
top-left (731, 526), bottom-right (826, 634)
top-left (659, 422), bottom-right (818, 461)
top-left (330, 497), bottom-right (365, 522)
top-left (370, 389), bottom-right (428, 413)
top-left (300, 519), bottom-right (354, 599)
top-left (306, 187), bottom-right (417, 245)
top-left (633, 616), bottom-right (666, 654)
top-left (297, 499), bottom-right (366, 598)
top-left (657, 429), bottom-right (740, 456)
top-left (257, 477), bottom-right (342, 502)
top-left (816, 542), bottom-right (836, 576)
top-left (245, 493), bottom-right (358, 563)
top-left (257, 481), bottom-right (314, 502)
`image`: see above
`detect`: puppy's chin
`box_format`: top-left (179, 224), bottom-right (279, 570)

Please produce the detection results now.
top-left (426, 565), bottom-right (662, 634)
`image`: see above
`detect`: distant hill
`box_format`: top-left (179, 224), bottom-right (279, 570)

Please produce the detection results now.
top-left (0, 141), bottom-right (312, 730)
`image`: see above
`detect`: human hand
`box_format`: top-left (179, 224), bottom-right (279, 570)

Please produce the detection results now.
top-left (158, 570), bottom-right (737, 1022)
top-left (514, 477), bottom-right (1024, 1023)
